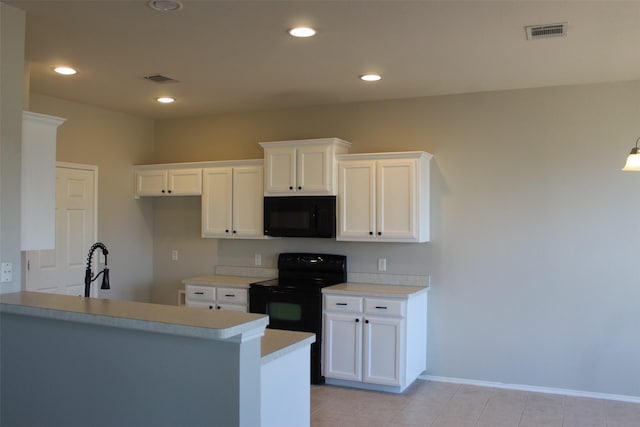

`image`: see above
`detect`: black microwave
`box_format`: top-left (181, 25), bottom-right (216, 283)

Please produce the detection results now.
top-left (263, 196), bottom-right (336, 238)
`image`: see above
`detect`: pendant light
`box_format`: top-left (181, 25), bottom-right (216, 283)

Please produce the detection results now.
top-left (622, 137), bottom-right (640, 171)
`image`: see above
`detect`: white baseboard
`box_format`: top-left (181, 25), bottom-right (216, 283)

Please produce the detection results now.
top-left (419, 374), bottom-right (640, 404)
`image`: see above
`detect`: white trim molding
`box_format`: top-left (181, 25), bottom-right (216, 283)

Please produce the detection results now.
top-left (420, 374), bottom-right (640, 404)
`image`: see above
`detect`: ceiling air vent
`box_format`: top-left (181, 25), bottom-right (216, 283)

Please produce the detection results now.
top-left (525, 22), bottom-right (567, 40)
top-left (143, 74), bottom-right (179, 84)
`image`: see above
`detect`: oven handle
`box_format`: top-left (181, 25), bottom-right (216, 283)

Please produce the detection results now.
top-left (265, 288), bottom-right (297, 295)
top-left (263, 288), bottom-right (320, 299)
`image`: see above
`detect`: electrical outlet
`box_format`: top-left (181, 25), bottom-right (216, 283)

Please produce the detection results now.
top-left (377, 258), bottom-right (387, 272)
top-left (171, 250), bottom-right (179, 261)
top-left (254, 253), bottom-right (262, 266)
top-left (1, 262), bottom-right (13, 283)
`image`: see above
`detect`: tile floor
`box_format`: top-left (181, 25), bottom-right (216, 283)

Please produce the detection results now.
top-left (310, 380), bottom-right (640, 427)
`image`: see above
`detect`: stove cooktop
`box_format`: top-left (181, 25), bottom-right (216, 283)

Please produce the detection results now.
top-left (250, 278), bottom-right (342, 290)
top-left (250, 252), bottom-right (347, 292)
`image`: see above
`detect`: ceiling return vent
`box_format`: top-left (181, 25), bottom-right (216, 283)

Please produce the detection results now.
top-left (525, 22), bottom-right (568, 40)
top-left (143, 74), bottom-right (179, 84)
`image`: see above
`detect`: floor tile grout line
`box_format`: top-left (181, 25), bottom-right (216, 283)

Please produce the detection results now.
top-left (472, 391), bottom-right (492, 427)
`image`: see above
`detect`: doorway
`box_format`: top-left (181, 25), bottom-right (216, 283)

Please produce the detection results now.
top-left (25, 162), bottom-right (97, 296)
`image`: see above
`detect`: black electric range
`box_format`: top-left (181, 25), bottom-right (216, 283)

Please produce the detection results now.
top-left (249, 253), bottom-right (347, 384)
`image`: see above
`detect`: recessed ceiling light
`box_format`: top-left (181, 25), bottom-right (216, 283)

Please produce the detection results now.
top-left (360, 74), bottom-right (381, 82)
top-left (54, 66), bottom-right (78, 76)
top-left (156, 97), bottom-right (175, 104)
top-left (148, 0), bottom-right (183, 12)
top-left (288, 27), bottom-right (316, 38)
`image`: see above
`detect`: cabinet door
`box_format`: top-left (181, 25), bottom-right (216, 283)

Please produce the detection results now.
top-left (232, 166), bottom-right (264, 237)
top-left (202, 168), bottom-right (233, 237)
top-left (168, 168), bottom-right (202, 195)
top-left (216, 303), bottom-right (247, 312)
top-left (186, 301), bottom-right (216, 310)
top-left (297, 144), bottom-right (332, 194)
top-left (323, 312), bottom-right (362, 382)
top-left (376, 159), bottom-right (418, 241)
top-left (363, 316), bottom-right (404, 386)
top-left (336, 160), bottom-right (376, 241)
top-left (264, 146), bottom-right (296, 194)
top-left (136, 170), bottom-right (168, 196)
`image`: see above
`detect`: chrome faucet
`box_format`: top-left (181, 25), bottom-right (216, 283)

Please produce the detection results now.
top-left (84, 242), bottom-right (110, 297)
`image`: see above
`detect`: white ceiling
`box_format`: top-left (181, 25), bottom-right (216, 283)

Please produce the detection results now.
top-left (8, 0), bottom-right (640, 119)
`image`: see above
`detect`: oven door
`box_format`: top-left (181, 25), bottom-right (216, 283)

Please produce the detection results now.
top-left (249, 286), bottom-right (325, 384)
top-left (249, 287), bottom-right (321, 333)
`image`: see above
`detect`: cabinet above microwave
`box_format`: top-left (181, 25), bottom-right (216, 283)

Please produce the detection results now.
top-left (260, 138), bottom-right (351, 196)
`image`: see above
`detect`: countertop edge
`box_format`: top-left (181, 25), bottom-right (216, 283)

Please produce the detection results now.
top-left (322, 283), bottom-right (429, 297)
top-left (181, 275), bottom-right (272, 288)
top-left (0, 292), bottom-right (268, 341)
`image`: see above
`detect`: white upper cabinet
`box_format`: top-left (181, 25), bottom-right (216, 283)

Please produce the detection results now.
top-left (260, 138), bottom-right (351, 196)
top-left (21, 111), bottom-right (66, 250)
top-left (336, 160), bottom-right (376, 240)
top-left (201, 163), bottom-right (264, 239)
top-left (134, 167), bottom-right (202, 197)
top-left (337, 151), bottom-right (432, 243)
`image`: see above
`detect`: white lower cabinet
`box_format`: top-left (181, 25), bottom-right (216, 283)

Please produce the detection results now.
top-left (363, 314), bottom-right (404, 386)
top-left (324, 310), bottom-right (363, 382)
top-left (322, 285), bottom-right (427, 393)
top-left (185, 284), bottom-right (248, 312)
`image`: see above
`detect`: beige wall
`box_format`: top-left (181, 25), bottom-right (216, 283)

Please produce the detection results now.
top-left (151, 196), bottom-right (217, 304)
top-left (0, 3), bottom-right (25, 294)
top-left (17, 80), bottom-right (640, 397)
top-left (28, 93), bottom-right (156, 301)
top-left (154, 80), bottom-right (640, 397)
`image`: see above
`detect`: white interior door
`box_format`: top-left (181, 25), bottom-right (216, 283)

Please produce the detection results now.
top-left (26, 163), bottom-right (97, 296)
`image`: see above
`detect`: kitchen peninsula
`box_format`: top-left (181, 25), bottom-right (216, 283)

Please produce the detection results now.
top-left (0, 292), bottom-right (314, 427)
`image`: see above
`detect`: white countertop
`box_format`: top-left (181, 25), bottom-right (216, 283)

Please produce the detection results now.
top-left (182, 275), bottom-right (272, 288)
top-left (261, 329), bottom-right (315, 364)
top-left (0, 291), bottom-right (268, 340)
top-left (322, 283), bottom-right (428, 297)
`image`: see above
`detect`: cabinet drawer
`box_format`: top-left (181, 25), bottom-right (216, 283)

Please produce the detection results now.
top-left (364, 298), bottom-right (405, 317)
top-left (324, 295), bottom-right (363, 313)
top-left (186, 285), bottom-right (216, 302)
top-left (185, 300), bottom-right (216, 310)
top-left (217, 288), bottom-right (247, 305)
